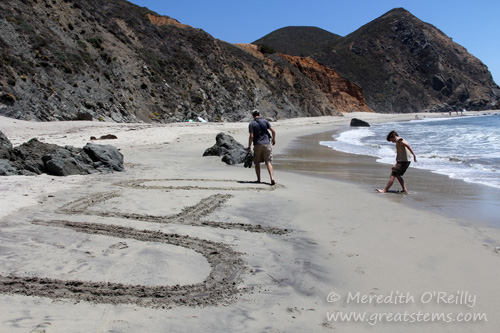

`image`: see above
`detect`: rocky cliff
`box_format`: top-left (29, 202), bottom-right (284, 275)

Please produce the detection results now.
top-left (235, 43), bottom-right (372, 113)
top-left (277, 54), bottom-right (373, 113)
top-left (255, 8), bottom-right (500, 113)
top-left (0, 0), bottom-right (345, 123)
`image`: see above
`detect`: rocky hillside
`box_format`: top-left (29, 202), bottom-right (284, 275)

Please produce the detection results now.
top-left (277, 54), bottom-right (373, 113)
top-left (234, 44), bottom-right (373, 113)
top-left (255, 8), bottom-right (500, 113)
top-left (0, 0), bottom-right (353, 123)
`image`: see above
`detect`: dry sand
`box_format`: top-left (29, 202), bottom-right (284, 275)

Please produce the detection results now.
top-left (1, 113), bottom-right (500, 332)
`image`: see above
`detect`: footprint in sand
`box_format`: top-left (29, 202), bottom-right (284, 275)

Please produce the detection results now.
top-left (355, 267), bottom-right (365, 274)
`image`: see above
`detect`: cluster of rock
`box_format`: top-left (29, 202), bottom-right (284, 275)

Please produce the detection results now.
top-left (0, 131), bottom-right (124, 176)
top-left (203, 133), bottom-right (248, 165)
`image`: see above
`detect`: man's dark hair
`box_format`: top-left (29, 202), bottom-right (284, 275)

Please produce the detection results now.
top-left (386, 130), bottom-right (398, 141)
top-left (252, 109), bottom-right (260, 117)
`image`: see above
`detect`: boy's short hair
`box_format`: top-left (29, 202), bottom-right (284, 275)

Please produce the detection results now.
top-left (386, 130), bottom-right (398, 141)
top-left (252, 109), bottom-right (260, 117)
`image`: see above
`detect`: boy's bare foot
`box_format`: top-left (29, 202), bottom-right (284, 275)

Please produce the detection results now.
top-left (375, 189), bottom-right (386, 193)
top-left (270, 180), bottom-right (276, 186)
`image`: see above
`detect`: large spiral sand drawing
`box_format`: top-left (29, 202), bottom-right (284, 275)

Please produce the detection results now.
top-left (0, 179), bottom-right (289, 308)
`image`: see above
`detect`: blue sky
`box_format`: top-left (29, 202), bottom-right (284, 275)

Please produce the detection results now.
top-left (129, 0), bottom-right (499, 85)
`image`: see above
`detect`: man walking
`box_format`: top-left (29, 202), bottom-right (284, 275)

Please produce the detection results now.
top-left (376, 130), bottom-right (417, 193)
top-left (248, 109), bottom-right (276, 185)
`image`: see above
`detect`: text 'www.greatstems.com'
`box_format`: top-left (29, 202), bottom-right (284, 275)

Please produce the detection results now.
top-left (327, 310), bottom-right (487, 326)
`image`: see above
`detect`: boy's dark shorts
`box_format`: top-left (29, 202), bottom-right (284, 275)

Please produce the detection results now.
top-left (391, 161), bottom-right (411, 176)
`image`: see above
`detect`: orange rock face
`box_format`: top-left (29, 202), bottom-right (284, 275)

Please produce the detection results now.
top-left (147, 14), bottom-right (191, 29)
top-left (278, 54), bottom-right (374, 113)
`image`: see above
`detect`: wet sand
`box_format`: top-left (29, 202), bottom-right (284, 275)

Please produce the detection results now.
top-left (275, 127), bottom-right (500, 228)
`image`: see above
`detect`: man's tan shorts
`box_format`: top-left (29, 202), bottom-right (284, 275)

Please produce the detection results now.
top-left (253, 144), bottom-right (273, 164)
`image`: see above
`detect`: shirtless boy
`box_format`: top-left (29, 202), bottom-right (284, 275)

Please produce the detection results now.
top-left (376, 130), bottom-right (417, 193)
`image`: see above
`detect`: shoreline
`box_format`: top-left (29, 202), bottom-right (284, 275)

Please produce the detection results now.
top-left (1, 112), bottom-right (500, 332)
top-left (274, 122), bottom-right (500, 228)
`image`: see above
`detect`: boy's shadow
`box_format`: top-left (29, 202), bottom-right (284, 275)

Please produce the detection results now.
top-left (386, 190), bottom-right (409, 194)
top-left (237, 180), bottom-right (274, 186)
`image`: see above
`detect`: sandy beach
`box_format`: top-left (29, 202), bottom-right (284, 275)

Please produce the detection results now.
top-left (1, 112), bottom-right (500, 332)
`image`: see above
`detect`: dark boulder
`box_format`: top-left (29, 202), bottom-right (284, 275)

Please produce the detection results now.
top-left (42, 143), bottom-right (124, 175)
top-left (0, 159), bottom-right (18, 176)
top-left (0, 132), bottom-right (124, 176)
top-left (0, 131), bottom-right (13, 158)
top-left (42, 147), bottom-right (92, 176)
top-left (82, 143), bottom-right (124, 172)
top-left (203, 132), bottom-right (247, 165)
top-left (350, 118), bottom-right (370, 127)
top-left (11, 139), bottom-right (60, 175)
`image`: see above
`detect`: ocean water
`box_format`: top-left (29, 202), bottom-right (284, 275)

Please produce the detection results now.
top-left (320, 114), bottom-right (500, 189)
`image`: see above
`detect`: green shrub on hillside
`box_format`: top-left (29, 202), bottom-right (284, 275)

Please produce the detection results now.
top-left (88, 37), bottom-right (104, 50)
top-left (257, 44), bottom-right (276, 54)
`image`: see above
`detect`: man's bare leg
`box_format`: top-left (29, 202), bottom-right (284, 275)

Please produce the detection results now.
top-left (266, 162), bottom-right (275, 185)
top-left (254, 163), bottom-right (261, 183)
